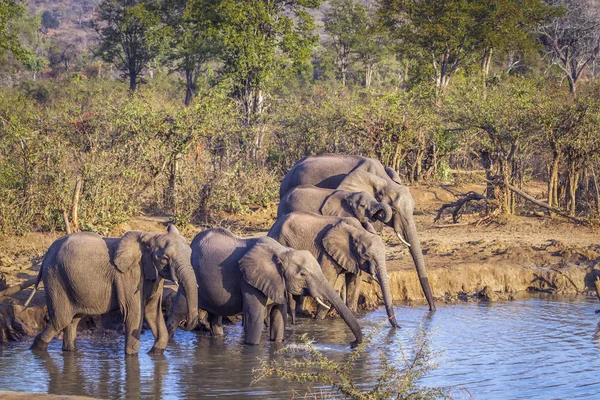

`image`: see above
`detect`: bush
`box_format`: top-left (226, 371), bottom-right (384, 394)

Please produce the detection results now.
top-left (252, 328), bottom-right (451, 400)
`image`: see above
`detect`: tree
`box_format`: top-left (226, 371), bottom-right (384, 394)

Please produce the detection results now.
top-left (470, 0), bottom-right (553, 90)
top-left (41, 10), bottom-right (60, 29)
top-left (355, 3), bottom-right (390, 88)
top-left (162, 0), bottom-right (217, 106)
top-left (379, 0), bottom-right (481, 96)
top-left (0, 0), bottom-right (31, 62)
top-left (211, 0), bottom-right (321, 125)
top-left (323, 0), bottom-right (365, 87)
top-left (448, 78), bottom-right (538, 214)
top-left (379, 0), bottom-right (552, 96)
top-left (95, 0), bottom-right (162, 91)
top-left (538, 0), bottom-right (600, 95)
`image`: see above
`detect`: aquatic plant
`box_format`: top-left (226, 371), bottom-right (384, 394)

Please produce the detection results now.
top-left (252, 328), bottom-right (451, 400)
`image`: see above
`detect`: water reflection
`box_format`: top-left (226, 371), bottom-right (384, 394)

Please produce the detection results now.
top-left (1, 294), bottom-right (600, 399)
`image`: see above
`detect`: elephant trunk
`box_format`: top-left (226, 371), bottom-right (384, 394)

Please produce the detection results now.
top-left (396, 214), bottom-right (436, 312)
top-left (174, 262), bottom-right (199, 331)
top-left (373, 258), bottom-right (398, 328)
top-left (371, 202), bottom-right (393, 223)
top-left (316, 280), bottom-right (362, 346)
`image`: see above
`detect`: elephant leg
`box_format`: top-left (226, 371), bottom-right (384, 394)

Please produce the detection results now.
top-left (346, 272), bottom-right (362, 313)
top-left (122, 293), bottom-right (143, 355)
top-left (242, 282), bottom-right (267, 345)
top-left (263, 305), bottom-right (271, 329)
top-left (62, 317), bottom-right (82, 352)
top-left (146, 283), bottom-right (168, 355)
top-left (288, 293), bottom-right (297, 325)
top-left (31, 301), bottom-right (73, 351)
top-left (209, 313), bottom-right (223, 337)
top-left (269, 303), bottom-right (287, 342)
top-left (166, 289), bottom-right (187, 340)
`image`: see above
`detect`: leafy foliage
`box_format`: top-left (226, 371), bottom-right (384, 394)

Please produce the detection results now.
top-left (252, 329), bottom-right (450, 400)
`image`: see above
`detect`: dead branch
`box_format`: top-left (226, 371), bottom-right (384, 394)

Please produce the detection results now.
top-left (434, 191), bottom-right (487, 223)
top-left (0, 278), bottom-right (37, 298)
top-left (70, 176), bottom-right (83, 232)
top-left (62, 210), bottom-right (72, 235)
top-left (504, 183), bottom-right (589, 225)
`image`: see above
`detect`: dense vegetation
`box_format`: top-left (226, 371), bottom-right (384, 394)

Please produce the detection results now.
top-left (1, 0), bottom-right (600, 234)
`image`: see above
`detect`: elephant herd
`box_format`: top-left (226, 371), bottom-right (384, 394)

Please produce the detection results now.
top-left (29, 154), bottom-right (435, 355)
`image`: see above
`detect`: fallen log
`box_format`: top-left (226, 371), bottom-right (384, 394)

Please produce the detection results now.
top-left (504, 183), bottom-right (589, 225)
top-left (0, 277), bottom-right (38, 298)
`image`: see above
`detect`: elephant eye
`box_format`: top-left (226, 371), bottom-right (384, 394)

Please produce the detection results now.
top-left (363, 252), bottom-right (371, 260)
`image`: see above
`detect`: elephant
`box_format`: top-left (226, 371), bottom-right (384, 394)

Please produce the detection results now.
top-left (267, 211), bottom-right (398, 328)
top-left (166, 227), bottom-right (362, 347)
top-left (277, 184), bottom-right (393, 227)
top-left (279, 154), bottom-right (436, 312)
top-left (30, 225), bottom-right (199, 355)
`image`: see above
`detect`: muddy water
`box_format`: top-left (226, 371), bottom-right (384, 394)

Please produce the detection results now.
top-left (1, 294), bottom-right (600, 399)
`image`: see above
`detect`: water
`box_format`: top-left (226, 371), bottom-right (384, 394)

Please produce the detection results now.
top-left (1, 294), bottom-right (600, 399)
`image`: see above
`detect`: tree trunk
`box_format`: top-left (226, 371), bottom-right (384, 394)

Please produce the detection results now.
top-left (129, 73), bottom-right (137, 92)
top-left (184, 69), bottom-right (194, 107)
top-left (70, 176), bottom-right (82, 232)
top-left (548, 150), bottom-right (560, 208)
top-left (592, 167), bottom-right (600, 215)
top-left (365, 64), bottom-right (373, 88)
top-left (168, 154), bottom-right (180, 213)
top-left (481, 47), bottom-right (493, 95)
top-left (567, 161), bottom-right (579, 216)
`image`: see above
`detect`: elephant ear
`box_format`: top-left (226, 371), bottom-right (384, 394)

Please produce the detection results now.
top-left (113, 231), bottom-right (145, 274)
top-left (239, 240), bottom-right (286, 304)
top-left (337, 170), bottom-right (387, 198)
top-left (385, 167), bottom-right (402, 185)
top-left (361, 221), bottom-right (377, 234)
top-left (320, 191), bottom-right (351, 217)
top-left (322, 221), bottom-right (362, 274)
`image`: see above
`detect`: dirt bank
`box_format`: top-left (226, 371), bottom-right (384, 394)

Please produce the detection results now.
top-left (1, 183), bottom-right (599, 340)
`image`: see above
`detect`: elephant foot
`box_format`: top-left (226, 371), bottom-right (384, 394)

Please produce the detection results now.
top-left (31, 337), bottom-right (49, 352)
top-left (62, 344), bottom-right (76, 352)
top-left (125, 347), bottom-right (139, 356)
top-left (148, 346), bottom-right (166, 355)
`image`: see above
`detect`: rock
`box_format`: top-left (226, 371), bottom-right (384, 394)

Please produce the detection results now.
top-left (477, 286), bottom-right (498, 301)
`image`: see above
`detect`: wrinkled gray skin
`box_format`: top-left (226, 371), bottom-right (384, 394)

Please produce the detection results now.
top-left (278, 185), bottom-right (393, 227)
top-left (280, 154), bottom-right (436, 312)
top-left (268, 212), bottom-right (398, 328)
top-left (30, 225), bottom-right (199, 355)
top-left (166, 228), bottom-right (362, 347)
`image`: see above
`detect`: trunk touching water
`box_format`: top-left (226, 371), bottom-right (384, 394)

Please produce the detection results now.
top-left (174, 263), bottom-right (199, 331)
top-left (317, 280), bottom-right (362, 346)
top-left (373, 257), bottom-right (398, 328)
top-left (396, 214), bottom-right (436, 312)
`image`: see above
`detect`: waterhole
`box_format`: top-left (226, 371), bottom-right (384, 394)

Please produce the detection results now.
top-left (1, 294), bottom-right (599, 399)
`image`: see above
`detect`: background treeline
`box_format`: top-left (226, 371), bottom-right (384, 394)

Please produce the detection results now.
top-left (1, 0), bottom-right (600, 234)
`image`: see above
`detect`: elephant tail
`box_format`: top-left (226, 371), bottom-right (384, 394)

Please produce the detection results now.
top-left (23, 264), bottom-right (43, 308)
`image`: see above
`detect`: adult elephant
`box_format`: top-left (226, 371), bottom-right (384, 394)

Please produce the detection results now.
top-left (279, 154), bottom-right (435, 312)
top-left (30, 225), bottom-right (198, 355)
top-left (268, 212), bottom-right (398, 328)
top-left (166, 228), bottom-right (362, 347)
top-left (278, 185), bottom-right (392, 227)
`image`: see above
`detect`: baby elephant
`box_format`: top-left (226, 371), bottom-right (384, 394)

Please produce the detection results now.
top-left (278, 185), bottom-right (392, 226)
top-left (31, 225), bottom-right (199, 355)
top-left (166, 228), bottom-right (362, 346)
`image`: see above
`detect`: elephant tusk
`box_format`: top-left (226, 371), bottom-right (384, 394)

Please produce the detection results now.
top-left (315, 297), bottom-right (330, 310)
top-left (396, 232), bottom-right (411, 247)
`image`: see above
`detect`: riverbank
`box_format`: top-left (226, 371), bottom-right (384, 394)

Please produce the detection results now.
top-left (1, 183), bottom-right (599, 340)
